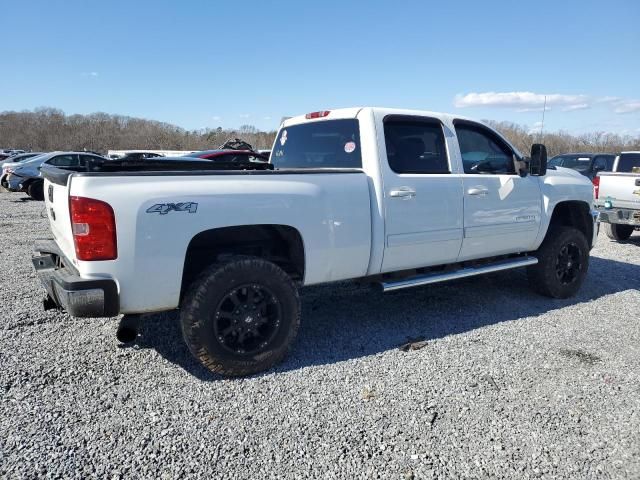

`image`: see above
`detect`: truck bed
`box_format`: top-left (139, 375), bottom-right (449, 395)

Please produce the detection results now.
top-left (41, 163), bottom-right (373, 313)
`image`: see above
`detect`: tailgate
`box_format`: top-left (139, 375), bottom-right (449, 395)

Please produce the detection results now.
top-left (43, 177), bottom-right (77, 263)
top-left (598, 173), bottom-right (640, 209)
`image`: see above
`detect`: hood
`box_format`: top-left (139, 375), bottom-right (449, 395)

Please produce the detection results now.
top-left (550, 166), bottom-right (592, 183)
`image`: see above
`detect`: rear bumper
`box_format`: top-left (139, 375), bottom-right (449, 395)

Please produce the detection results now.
top-left (32, 239), bottom-right (119, 317)
top-left (597, 207), bottom-right (640, 227)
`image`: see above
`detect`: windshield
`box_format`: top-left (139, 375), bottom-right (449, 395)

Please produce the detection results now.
top-left (617, 153), bottom-right (640, 173)
top-left (271, 119), bottom-right (362, 169)
top-left (547, 155), bottom-right (592, 171)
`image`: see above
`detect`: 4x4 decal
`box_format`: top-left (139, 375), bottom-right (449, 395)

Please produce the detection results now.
top-left (146, 202), bottom-right (198, 215)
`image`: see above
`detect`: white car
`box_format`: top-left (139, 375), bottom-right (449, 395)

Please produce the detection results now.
top-left (33, 107), bottom-right (598, 376)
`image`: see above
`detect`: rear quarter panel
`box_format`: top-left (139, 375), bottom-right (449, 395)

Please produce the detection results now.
top-left (68, 172), bottom-right (372, 313)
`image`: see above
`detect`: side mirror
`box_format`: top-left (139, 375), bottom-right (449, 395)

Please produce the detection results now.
top-left (593, 163), bottom-right (605, 172)
top-left (529, 143), bottom-right (547, 176)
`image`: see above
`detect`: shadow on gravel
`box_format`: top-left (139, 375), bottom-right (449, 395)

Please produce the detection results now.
top-left (11, 196), bottom-right (39, 203)
top-left (134, 254), bottom-right (640, 380)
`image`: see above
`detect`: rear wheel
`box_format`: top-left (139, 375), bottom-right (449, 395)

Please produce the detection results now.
top-left (604, 223), bottom-right (634, 241)
top-left (27, 181), bottom-right (44, 200)
top-left (527, 226), bottom-right (589, 299)
top-left (180, 257), bottom-right (300, 377)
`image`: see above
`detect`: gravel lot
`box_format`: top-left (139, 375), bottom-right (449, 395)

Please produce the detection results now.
top-left (1, 190), bottom-right (639, 479)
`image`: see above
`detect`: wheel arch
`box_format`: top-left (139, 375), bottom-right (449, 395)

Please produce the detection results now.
top-left (180, 224), bottom-right (305, 301)
top-left (547, 200), bottom-right (594, 247)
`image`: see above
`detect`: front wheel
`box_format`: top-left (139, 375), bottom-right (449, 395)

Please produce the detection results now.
top-left (604, 223), bottom-right (634, 241)
top-left (180, 257), bottom-right (300, 377)
top-left (527, 226), bottom-right (589, 299)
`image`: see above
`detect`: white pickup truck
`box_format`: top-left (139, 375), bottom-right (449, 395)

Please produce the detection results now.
top-left (595, 151), bottom-right (640, 241)
top-left (34, 107), bottom-right (598, 376)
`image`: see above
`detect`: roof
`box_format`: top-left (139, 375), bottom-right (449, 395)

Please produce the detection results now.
top-left (280, 106), bottom-right (493, 128)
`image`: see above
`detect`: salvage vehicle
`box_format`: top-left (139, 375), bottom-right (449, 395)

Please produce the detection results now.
top-left (595, 151), bottom-right (640, 241)
top-left (548, 152), bottom-right (615, 180)
top-left (3, 152), bottom-right (106, 200)
top-left (0, 151), bottom-right (43, 168)
top-left (183, 139), bottom-right (269, 163)
top-left (33, 107), bottom-right (598, 376)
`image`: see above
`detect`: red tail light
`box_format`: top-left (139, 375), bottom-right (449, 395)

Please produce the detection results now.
top-left (592, 176), bottom-right (600, 199)
top-left (69, 196), bottom-right (117, 261)
top-left (305, 110), bottom-right (331, 119)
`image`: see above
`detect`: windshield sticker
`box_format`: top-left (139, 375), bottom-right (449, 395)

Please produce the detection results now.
top-left (344, 141), bottom-right (356, 153)
top-left (280, 130), bottom-right (288, 146)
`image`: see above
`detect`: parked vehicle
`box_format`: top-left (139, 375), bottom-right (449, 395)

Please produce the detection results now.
top-left (34, 107), bottom-right (598, 377)
top-left (548, 152), bottom-right (616, 180)
top-left (182, 149), bottom-right (268, 162)
top-left (1, 153), bottom-right (46, 190)
top-left (2, 152), bottom-right (106, 200)
top-left (182, 140), bottom-right (268, 163)
top-left (0, 152), bottom-right (43, 168)
top-left (595, 151), bottom-right (640, 241)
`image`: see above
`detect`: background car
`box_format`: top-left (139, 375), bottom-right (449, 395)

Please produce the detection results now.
top-left (0, 151), bottom-right (43, 167)
top-left (547, 152), bottom-right (615, 180)
top-left (2, 152), bottom-right (107, 200)
top-left (182, 149), bottom-right (268, 162)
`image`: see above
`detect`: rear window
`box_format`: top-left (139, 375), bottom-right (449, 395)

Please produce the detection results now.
top-left (617, 153), bottom-right (640, 173)
top-left (271, 119), bottom-right (362, 169)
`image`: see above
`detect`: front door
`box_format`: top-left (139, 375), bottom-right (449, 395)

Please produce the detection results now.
top-left (380, 115), bottom-right (464, 272)
top-left (454, 121), bottom-right (542, 261)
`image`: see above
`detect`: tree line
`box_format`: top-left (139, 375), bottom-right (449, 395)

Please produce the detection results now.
top-left (1, 107), bottom-right (639, 157)
top-left (0, 108), bottom-right (276, 153)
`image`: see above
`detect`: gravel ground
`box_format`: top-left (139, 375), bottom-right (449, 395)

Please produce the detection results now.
top-left (1, 190), bottom-right (639, 479)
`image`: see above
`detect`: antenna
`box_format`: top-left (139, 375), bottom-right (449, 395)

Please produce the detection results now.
top-left (539, 95), bottom-right (547, 142)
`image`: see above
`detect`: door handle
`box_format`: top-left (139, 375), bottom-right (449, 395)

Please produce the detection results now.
top-left (467, 187), bottom-right (489, 196)
top-left (389, 187), bottom-right (416, 199)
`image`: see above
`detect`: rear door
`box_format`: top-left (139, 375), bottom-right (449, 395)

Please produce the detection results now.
top-left (454, 121), bottom-right (542, 260)
top-left (379, 115), bottom-right (464, 272)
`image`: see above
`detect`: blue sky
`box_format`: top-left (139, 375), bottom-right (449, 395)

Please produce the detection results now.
top-left (2, 0), bottom-right (639, 135)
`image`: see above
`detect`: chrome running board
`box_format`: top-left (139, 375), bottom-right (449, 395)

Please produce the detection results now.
top-left (380, 257), bottom-right (538, 292)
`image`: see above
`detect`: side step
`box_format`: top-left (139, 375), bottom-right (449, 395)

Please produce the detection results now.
top-left (380, 256), bottom-right (538, 292)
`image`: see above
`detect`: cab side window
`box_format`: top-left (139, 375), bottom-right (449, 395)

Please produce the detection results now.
top-left (384, 118), bottom-right (449, 174)
top-left (455, 122), bottom-right (515, 174)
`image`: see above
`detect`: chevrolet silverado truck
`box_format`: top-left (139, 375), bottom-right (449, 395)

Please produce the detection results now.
top-left (595, 151), bottom-right (640, 241)
top-left (33, 107), bottom-right (598, 376)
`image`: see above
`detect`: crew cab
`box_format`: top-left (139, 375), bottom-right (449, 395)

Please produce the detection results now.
top-left (595, 151), bottom-right (640, 241)
top-left (33, 107), bottom-right (598, 376)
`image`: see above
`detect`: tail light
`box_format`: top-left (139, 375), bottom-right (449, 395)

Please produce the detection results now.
top-left (592, 176), bottom-right (600, 199)
top-left (69, 196), bottom-right (117, 260)
top-left (305, 110), bottom-right (331, 119)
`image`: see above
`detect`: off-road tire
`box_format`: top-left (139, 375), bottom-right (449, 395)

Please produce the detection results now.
top-left (27, 181), bottom-right (44, 201)
top-left (527, 226), bottom-right (589, 299)
top-left (180, 257), bottom-right (300, 377)
top-left (604, 223), bottom-right (634, 241)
